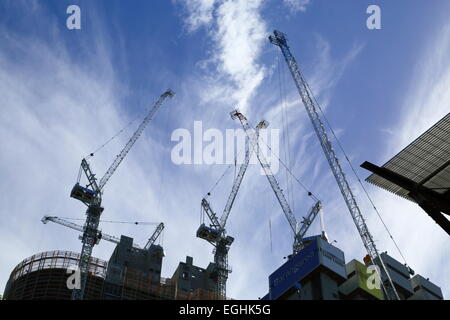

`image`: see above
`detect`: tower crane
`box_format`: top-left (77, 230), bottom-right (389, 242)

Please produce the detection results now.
top-left (269, 30), bottom-right (400, 300)
top-left (197, 120), bottom-right (268, 300)
top-left (231, 110), bottom-right (321, 255)
top-left (69, 90), bottom-right (174, 300)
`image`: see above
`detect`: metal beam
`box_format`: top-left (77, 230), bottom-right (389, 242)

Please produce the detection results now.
top-left (361, 161), bottom-right (450, 235)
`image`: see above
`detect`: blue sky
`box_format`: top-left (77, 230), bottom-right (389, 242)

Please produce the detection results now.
top-left (0, 0), bottom-right (449, 299)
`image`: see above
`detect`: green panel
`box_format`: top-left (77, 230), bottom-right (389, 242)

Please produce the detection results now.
top-left (355, 261), bottom-right (384, 300)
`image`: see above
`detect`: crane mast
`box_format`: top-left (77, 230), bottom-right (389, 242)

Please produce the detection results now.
top-left (269, 30), bottom-right (399, 300)
top-left (198, 121), bottom-right (267, 300)
top-left (74, 204), bottom-right (103, 300)
top-left (70, 90), bottom-right (174, 300)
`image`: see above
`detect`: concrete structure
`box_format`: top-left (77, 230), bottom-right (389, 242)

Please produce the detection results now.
top-left (3, 251), bottom-right (106, 300)
top-left (102, 236), bottom-right (217, 300)
top-left (170, 256), bottom-right (217, 300)
top-left (409, 274), bottom-right (444, 300)
top-left (102, 235), bottom-right (165, 299)
top-left (373, 252), bottom-right (414, 300)
top-left (339, 259), bottom-right (383, 300)
top-left (261, 235), bottom-right (444, 301)
top-left (264, 235), bottom-right (347, 300)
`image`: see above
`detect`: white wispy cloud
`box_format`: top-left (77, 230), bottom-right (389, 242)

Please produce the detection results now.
top-left (283, 0), bottom-right (311, 13)
top-left (0, 26), bottom-right (126, 289)
top-left (179, 0), bottom-right (267, 114)
top-left (309, 35), bottom-right (365, 107)
top-left (177, 0), bottom-right (216, 32)
top-left (213, 0), bottom-right (266, 112)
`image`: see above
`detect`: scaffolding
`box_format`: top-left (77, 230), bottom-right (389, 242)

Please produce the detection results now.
top-left (4, 250), bottom-right (106, 300)
top-left (4, 251), bottom-right (218, 300)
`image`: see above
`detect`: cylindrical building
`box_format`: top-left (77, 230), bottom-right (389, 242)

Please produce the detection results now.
top-left (3, 250), bottom-right (106, 300)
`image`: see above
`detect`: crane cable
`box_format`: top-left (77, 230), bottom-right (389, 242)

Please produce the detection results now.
top-left (254, 125), bottom-right (320, 203)
top-left (278, 51), bottom-right (295, 213)
top-left (200, 205), bottom-right (205, 225)
top-left (254, 55), bottom-right (321, 205)
top-left (278, 53), bottom-right (291, 211)
top-left (283, 54), bottom-right (295, 214)
top-left (160, 228), bottom-right (164, 247)
top-left (269, 218), bottom-right (273, 254)
top-left (84, 112), bottom-right (141, 160)
top-left (205, 163), bottom-right (234, 198)
top-left (204, 142), bottom-right (247, 198)
top-left (303, 80), bottom-right (410, 268)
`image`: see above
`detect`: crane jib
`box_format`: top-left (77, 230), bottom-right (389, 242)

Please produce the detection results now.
top-left (98, 90), bottom-right (174, 190)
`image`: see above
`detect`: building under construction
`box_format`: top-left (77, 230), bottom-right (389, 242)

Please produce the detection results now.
top-left (3, 238), bottom-right (219, 300)
top-left (3, 251), bottom-right (106, 300)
